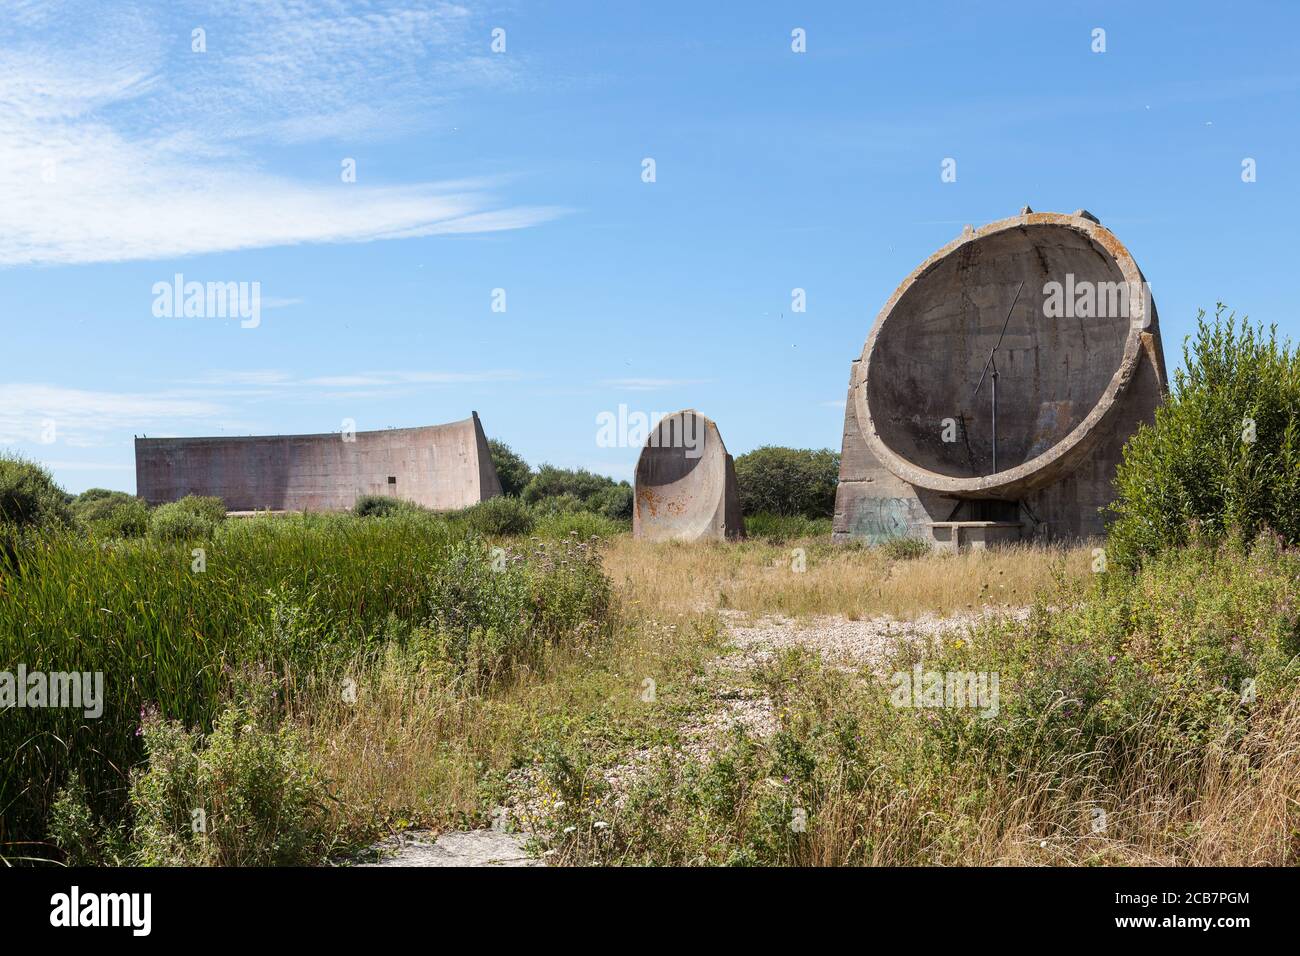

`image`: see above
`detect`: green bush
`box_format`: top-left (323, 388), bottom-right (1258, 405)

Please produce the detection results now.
top-left (1108, 306), bottom-right (1300, 567)
top-left (71, 488), bottom-right (132, 515)
top-left (419, 536), bottom-right (613, 685)
top-left (177, 494), bottom-right (227, 524)
top-left (457, 496), bottom-right (535, 536)
top-left (353, 495), bottom-right (427, 518)
top-left (529, 492), bottom-right (585, 517)
top-left (74, 491), bottom-right (150, 538)
top-left (0, 455), bottom-right (72, 534)
top-left (488, 439), bottom-right (533, 497)
top-left (128, 683), bottom-right (334, 866)
top-left (533, 510), bottom-right (628, 539)
top-left (733, 447), bottom-right (839, 518)
top-left (149, 504), bottom-right (211, 542)
top-left (523, 465), bottom-right (612, 504)
top-left (94, 500), bottom-right (150, 538)
top-left (587, 483), bottom-right (633, 520)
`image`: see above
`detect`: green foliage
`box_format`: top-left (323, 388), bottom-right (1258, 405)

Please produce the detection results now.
top-left (733, 447), bottom-right (839, 518)
top-left (416, 535), bottom-right (613, 687)
top-left (353, 495), bottom-right (426, 518)
top-left (71, 488), bottom-right (132, 514)
top-left (147, 495), bottom-right (226, 541)
top-left (456, 496), bottom-right (535, 536)
top-left (1108, 306), bottom-right (1300, 567)
top-left (74, 491), bottom-right (150, 538)
top-left (1, 511), bottom-right (617, 858)
top-left (128, 680), bottom-right (334, 866)
top-left (0, 455), bottom-right (73, 534)
top-left (586, 483), bottom-right (633, 520)
top-left (743, 512), bottom-right (833, 541)
top-left (523, 465), bottom-right (620, 505)
top-left (532, 510), bottom-right (628, 540)
top-left (515, 464), bottom-right (632, 521)
top-left (488, 439), bottom-right (533, 498)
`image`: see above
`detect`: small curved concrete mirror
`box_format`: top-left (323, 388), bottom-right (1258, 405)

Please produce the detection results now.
top-left (633, 409), bottom-right (744, 542)
top-left (833, 210), bottom-right (1166, 550)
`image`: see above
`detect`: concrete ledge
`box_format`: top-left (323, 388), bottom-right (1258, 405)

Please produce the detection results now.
top-left (928, 521), bottom-right (1023, 553)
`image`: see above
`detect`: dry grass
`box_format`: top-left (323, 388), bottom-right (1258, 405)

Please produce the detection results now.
top-left (797, 696), bottom-right (1300, 867)
top-left (292, 614), bottom-right (723, 845)
top-left (603, 536), bottom-right (1091, 620)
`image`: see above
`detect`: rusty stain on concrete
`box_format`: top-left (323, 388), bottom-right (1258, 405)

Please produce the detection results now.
top-left (834, 209), bottom-right (1166, 547)
top-left (633, 409), bottom-right (744, 542)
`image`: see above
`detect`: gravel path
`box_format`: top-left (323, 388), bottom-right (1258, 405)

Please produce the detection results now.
top-left (360, 607), bottom-right (1026, 865)
top-left (359, 829), bottom-right (540, 867)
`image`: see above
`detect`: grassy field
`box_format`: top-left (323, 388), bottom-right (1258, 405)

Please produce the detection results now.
top-left (2, 515), bottom-right (1297, 866)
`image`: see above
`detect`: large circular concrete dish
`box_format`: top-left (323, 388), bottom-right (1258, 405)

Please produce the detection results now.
top-left (854, 210), bottom-right (1156, 499)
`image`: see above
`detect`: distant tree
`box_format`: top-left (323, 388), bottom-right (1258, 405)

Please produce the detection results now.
top-left (522, 465), bottom-right (617, 506)
top-left (0, 455), bottom-right (73, 534)
top-left (733, 446), bottom-right (840, 518)
top-left (488, 439), bottom-right (533, 498)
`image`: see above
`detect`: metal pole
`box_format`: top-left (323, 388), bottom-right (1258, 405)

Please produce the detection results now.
top-left (991, 358), bottom-right (998, 473)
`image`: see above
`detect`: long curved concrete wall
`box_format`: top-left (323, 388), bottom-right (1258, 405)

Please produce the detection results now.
top-left (834, 209), bottom-right (1166, 547)
top-left (135, 412), bottom-right (502, 512)
top-left (633, 409), bottom-right (743, 541)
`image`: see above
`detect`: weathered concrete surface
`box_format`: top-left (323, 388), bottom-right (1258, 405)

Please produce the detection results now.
top-left (136, 412), bottom-right (502, 512)
top-left (834, 210), bottom-right (1166, 546)
top-left (633, 409), bottom-right (744, 542)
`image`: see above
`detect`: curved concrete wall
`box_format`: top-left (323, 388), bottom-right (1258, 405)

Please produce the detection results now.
top-left (136, 413), bottom-right (502, 513)
top-left (834, 209), bottom-right (1166, 546)
top-left (633, 410), bottom-right (744, 542)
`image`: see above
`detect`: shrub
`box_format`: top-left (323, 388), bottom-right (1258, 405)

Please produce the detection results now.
top-left (94, 500), bottom-right (151, 538)
top-left (529, 492), bottom-right (585, 517)
top-left (0, 455), bottom-right (73, 534)
top-left (71, 488), bottom-right (131, 514)
top-left (74, 491), bottom-right (150, 538)
top-left (587, 483), bottom-right (633, 520)
top-left (458, 496), bottom-right (535, 536)
top-left (129, 683), bottom-right (334, 866)
top-left (1108, 306), bottom-right (1300, 567)
top-left (488, 439), bottom-right (533, 498)
top-left (176, 494), bottom-right (227, 525)
top-left (523, 466), bottom-right (617, 506)
top-left (149, 502), bottom-right (214, 542)
top-left (420, 536), bottom-right (612, 685)
top-left (353, 495), bottom-right (427, 518)
top-left (733, 447), bottom-right (839, 518)
top-left (533, 510), bottom-right (627, 539)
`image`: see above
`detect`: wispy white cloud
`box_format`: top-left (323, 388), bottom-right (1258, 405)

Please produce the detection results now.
top-left (0, 383), bottom-right (226, 446)
top-left (0, 1), bottom-right (560, 266)
top-left (599, 377), bottom-right (711, 392)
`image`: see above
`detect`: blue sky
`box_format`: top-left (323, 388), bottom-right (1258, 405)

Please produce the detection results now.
top-left (2, 0), bottom-right (1298, 494)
